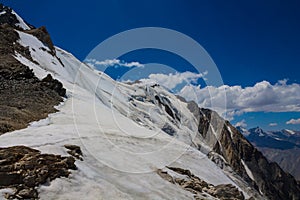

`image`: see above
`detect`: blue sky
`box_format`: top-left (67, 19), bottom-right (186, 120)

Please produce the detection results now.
top-left (3, 0), bottom-right (300, 130)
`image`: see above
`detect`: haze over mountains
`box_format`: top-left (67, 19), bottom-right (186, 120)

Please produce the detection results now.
top-left (0, 4), bottom-right (299, 200)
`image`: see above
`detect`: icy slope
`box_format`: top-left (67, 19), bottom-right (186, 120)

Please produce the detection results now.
top-left (0, 29), bottom-right (255, 199)
top-left (0, 4), bottom-right (30, 30)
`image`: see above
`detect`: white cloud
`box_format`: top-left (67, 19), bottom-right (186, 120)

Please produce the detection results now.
top-left (85, 59), bottom-right (144, 68)
top-left (235, 119), bottom-right (247, 128)
top-left (140, 71), bottom-right (207, 90)
top-left (178, 80), bottom-right (300, 119)
top-left (286, 118), bottom-right (300, 125)
top-left (141, 72), bottom-right (300, 120)
top-left (269, 123), bottom-right (278, 127)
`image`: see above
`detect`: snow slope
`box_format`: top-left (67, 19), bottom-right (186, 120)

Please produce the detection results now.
top-left (0, 29), bottom-right (254, 199)
top-left (11, 10), bottom-right (30, 30)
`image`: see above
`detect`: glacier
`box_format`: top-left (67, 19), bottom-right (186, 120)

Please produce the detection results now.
top-left (0, 26), bottom-right (255, 199)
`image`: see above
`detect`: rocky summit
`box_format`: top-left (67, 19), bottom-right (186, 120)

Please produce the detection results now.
top-left (0, 4), bottom-right (65, 134)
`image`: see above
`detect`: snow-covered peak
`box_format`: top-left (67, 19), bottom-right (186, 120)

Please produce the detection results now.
top-left (11, 10), bottom-right (30, 30)
top-left (3, 13), bottom-right (298, 197)
top-left (283, 129), bottom-right (296, 135)
top-left (236, 126), bottom-right (250, 137)
top-left (250, 127), bottom-right (265, 137)
top-left (0, 4), bottom-right (30, 30)
top-left (7, 28), bottom-right (263, 199)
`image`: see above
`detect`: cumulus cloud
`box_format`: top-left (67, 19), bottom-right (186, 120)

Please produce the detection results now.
top-left (178, 80), bottom-right (300, 118)
top-left (269, 123), bottom-right (278, 127)
top-left (235, 119), bottom-right (247, 128)
top-left (286, 118), bottom-right (300, 125)
top-left (85, 58), bottom-right (144, 68)
top-left (140, 71), bottom-right (207, 90)
top-left (141, 71), bottom-right (300, 120)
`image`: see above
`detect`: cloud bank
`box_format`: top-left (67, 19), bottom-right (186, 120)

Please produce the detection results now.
top-left (140, 71), bottom-right (207, 90)
top-left (178, 80), bottom-right (300, 119)
top-left (86, 59), bottom-right (144, 68)
top-left (286, 118), bottom-right (300, 125)
top-left (142, 72), bottom-right (300, 120)
top-left (235, 119), bottom-right (247, 128)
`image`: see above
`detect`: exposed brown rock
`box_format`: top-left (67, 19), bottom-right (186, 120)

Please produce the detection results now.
top-left (25, 27), bottom-right (53, 52)
top-left (0, 146), bottom-right (77, 199)
top-left (64, 144), bottom-right (83, 161)
top-left (41, 74), bottom-right (66, 97)
top-left (188, 104), bottom-right (300, 200)
top-left (24, 26), bottom-right (65, 66)
top-left (0, 4), bottom-right (33, 30)
top-left (0, 15), bottom-right (66, 135)
top-left (158, 167), bottom-right (245, 200)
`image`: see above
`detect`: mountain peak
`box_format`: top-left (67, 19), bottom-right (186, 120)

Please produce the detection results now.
top-left (236, 126), bottom-right (250, 136)
top-left (0, 4), bottom-right (299, 199)
top-left (248, 126), bottom-right (265, 136)
top-left (0, 4), bottom-right (31, 30)
top-left (283, 129), bottom-right (296, 135)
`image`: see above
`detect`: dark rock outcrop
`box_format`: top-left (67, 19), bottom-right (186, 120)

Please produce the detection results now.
top-left (64, 144), bottom-right (83, 161)
top-left (0, 4), bottom-right (33, 30)
top-left (0, 146), bottom-right (77, 199)
top-left (186, 101), bottom-right (300, 200)
top-left (25, 27), bottom-right (54, 53)
top-left (239, 127), bottom-right (300, 181)
top-left (0, 11), bottom-right (66, 135)
top-left (42, 74), bottom-right (66, 97)
top-left (157, 166), bottom-right (245, 200)
top-left (24, 26), bottom-right (64, 66)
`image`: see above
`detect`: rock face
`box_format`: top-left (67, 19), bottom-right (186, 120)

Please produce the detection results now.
top-left (157, 167), bottom-right (245, 200)
top-left (187, 102), bottom-right (300, 200)
top-left (0, 4), bottom-right (66, 135)
top-left (0, 4), bottom-right (33, 30)
top-left (0, 146), bottom-right (77, 199)
top-left (258, 147), bottom-right (300, 181)
top-left (238, 127), bottom-right (300, 181)
top-left (64, 144), bottom-right (83, 161)
top-left (25, 27), bottom-right (55, 54)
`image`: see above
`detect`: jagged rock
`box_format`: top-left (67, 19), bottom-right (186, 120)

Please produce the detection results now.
top-left (157, 169), bottom-right (174, 184)
top-left (42, 74), bottom-right (66, 97)
top-left (64, 144), bottom-right (83, 160)
top-left (213, 184), bottom-right (244, 200)
top-left (16, 188), bottom-right (38, 199)
top-left (155, 95), bottom-right (180, 121)
top-left (185, 101), bottom-right (300, 200)
top-left (0, 146), bottom-right (77, 199)
top-left (0, 4), bottom-right (31, 30)
top-left (167, 167), bottom-right (193, 177)
top-left (25, 27), bottom-right (54, 54)
top-left (24, 26), bottom-right (64, 66)
top-left (157, 167), bottom-right (245, 200)
top-left (0, 19), bottom-right (66, 135)
top-left (161, 123), bottom-right (176, 136)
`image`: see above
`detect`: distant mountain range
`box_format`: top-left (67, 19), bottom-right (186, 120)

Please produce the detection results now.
top-left (237, 126), bottom-right (300, 180)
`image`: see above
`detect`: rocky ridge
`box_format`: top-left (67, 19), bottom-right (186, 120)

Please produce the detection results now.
top-left (186, 102), bottom-right (300, 200)
top-left (0, 4), bottom-right (77, 200)
top-left (157, 167), bottom-right (246, 200)
top-left (1, 3), bottom-right (300, 200)
top-left (238, 127), bottom-right (300, 181)
top-left (0, 4), bottom-right (66, 135)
